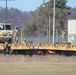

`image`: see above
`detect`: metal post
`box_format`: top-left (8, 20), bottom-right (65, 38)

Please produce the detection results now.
top-left (21, 29), bottom-right (22, 43)
top-left (52, 0), bottom-right (55, 44)
top-left (6, 0), bottom-right (7, 23)
top-left (42, 0), bottom-right (45, 43)
top-left (56, 29), bottom-right (58, 43)
top-left (49, 16), bottom-right (51, 44)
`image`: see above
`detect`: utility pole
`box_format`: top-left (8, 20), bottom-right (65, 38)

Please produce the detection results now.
top-left (52, 0), bottom-right (55, 44)
top-left (42, 0), bottom-right (45, 43)
top-left (6, 0), bottom-right (7, 23)
top-left (0, 0), bottom-right (15, 23)
top-left (49, 16), bottom-right (51, 44)
top-left (42, 0), bottom-right (45, 31)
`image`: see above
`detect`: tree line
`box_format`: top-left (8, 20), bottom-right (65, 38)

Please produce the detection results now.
top-left (24, 0), bottom-right (71, 36)
top-left (0, 7), bottom-right (32, 28)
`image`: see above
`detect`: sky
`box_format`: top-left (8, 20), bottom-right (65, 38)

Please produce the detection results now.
top-left (0, 0), bottom-right (76, 12)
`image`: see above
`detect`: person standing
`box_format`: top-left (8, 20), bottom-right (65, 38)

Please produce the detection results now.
top-left (61, 30), bottom-right (66, 43)
top-left (13, 26), bottom-right (19, 44)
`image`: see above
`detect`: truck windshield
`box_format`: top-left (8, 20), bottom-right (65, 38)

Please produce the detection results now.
top-left (0, 24), bottom-right (4, 30)
top-left (5, 25), bottom-right (12, 30)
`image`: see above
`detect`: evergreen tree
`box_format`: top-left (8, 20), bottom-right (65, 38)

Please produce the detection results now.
top-left (25, 0), bottom-right (71, 36)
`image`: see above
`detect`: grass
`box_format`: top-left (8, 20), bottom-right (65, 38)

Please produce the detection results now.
top-left (0, 55), bottom-right (76, 75)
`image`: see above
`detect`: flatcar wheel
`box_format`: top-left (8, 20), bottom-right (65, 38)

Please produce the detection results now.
top-left (27, 51), bottom-right (33, 56)
top-left (37, 51), bottom-right (43, 55)
top-left (42, 51), bottom-right (48, 55)
top-left (3, 44), bottom-right (9, 54)
top-left (15, 51), bottom-right (18, 55)
top-left (33, 50), bottom-right (38, 55)
top-left (3, 48), bottom-right (6, 54)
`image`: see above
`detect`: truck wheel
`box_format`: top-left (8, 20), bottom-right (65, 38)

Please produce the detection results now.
top-left (8, 38), bottom-right (12, 44)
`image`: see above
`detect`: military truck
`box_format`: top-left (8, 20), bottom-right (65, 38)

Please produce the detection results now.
top-left (0, 23), bottom-right (13, 43)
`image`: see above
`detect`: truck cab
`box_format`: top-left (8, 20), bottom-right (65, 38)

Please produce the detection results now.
top-left (0, 23), bottom-right (13, 43)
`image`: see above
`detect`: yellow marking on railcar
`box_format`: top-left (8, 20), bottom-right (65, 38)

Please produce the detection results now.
top-left (7, 43), bottom-right (76, 51)
top-left (0, 44), bottom-right (5, 50)
top-left (10, 44), bottom-right (30, 50)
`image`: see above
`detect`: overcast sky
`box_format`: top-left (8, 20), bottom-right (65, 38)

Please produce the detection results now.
top-left (0, 0), bottom-right (76, 11)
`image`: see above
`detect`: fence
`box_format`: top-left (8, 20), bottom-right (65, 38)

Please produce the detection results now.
top-left (22, 33), bottom-right (62, 44)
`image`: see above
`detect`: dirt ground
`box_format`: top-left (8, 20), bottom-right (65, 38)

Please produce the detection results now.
top-left (0, 54), bottom-right (76, 63)
top-left (0, 55), bottom-right (76, 75)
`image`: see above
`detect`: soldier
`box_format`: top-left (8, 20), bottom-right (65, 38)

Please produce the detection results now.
top-left (13, 26), bottom-right (19, 44)
top-left (61, 30), bottom-right (66, 43)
